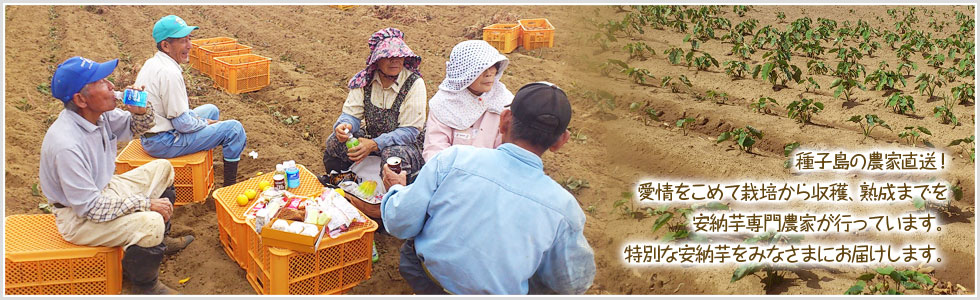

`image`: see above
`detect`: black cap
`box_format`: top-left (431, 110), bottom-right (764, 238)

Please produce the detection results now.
top-left (506, 82), bottom-right (572, 135)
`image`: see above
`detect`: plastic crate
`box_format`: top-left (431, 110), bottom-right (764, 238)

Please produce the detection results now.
top-left (199, 43), bottom-right (253, 78)
top-left (5, 214), bottom-right (123, 295)
top-left (482, 23), bottom-right (522, 54)
top-left (330, 5), bottom-right (356, 10)
top-left (245, 212), bottom-right (376, 295)
top-left (212, 54), bottom-right (272, 94)
top-left (518, 19), bottom-right (555, 50)
top-left (190, 37), bottom-right (237, 72)
top-left (114, 139), bottom-right (214, 206)
top-left (213, 164), bottom-right (324, 269)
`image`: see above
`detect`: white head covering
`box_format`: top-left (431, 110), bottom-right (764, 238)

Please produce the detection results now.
top-left (429, 40), bottom-right (513, 130)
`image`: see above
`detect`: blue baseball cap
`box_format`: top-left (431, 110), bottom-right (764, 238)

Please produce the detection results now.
top-left (152, 15), bottom-right (198, 43)
top-left (50, 56), bottom-right (118, 103)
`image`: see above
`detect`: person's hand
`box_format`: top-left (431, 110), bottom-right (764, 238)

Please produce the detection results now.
top-left (207, 119), bottom-right (218, 125)
top-left (347, 138), bottom-right (378, 162)
top-left (382, 163), bottom-right (407, 190)
top-left (335, 123), bottom-right (353, 143)
top-left (148, 198), bottom-right (173, 223)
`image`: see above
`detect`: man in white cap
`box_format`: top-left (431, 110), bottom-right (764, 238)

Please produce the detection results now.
top-left (135, 14), bottom-right (247, 188)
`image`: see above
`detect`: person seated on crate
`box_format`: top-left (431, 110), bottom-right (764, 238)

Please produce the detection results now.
top-left (134, 15), bottom-right (247, 187)
top-left (422, 40), bottom-right (513, 162)
top-left (322, 27), bottom-right (426, 183)
top-left (379, 82), bottom-right (596, 294)
top-left (40, 56), bottom-right (195, 295)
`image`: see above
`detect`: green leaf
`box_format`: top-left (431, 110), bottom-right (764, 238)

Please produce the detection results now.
top-left (845, 280), bottom-right (867, 295)
top-left (761, 63), bottom-right (775, 80)
top-left (913, 197), bottom-right (925, 209)
top-left (875, 266), bottom-right (896, 275)
top-left (717, 132), bottom-right (731, 143)
top-left (704, 202), bottom-right (730, 211)
top-left (918, 126), bottom-right (932, 135)
top-left (902, 281), bottom-right (922, 290)
top-left (848, 115), bottom-right (862, 122)
top-left (31, 183), bottom-right (40, 197)
top-left (652, 212), bottom-right (674, 233)
top-left (857, 273), bottom-right (876, 281)
top-left (731, 263), bottom-right (764, 282)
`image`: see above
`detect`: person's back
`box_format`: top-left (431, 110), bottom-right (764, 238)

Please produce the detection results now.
top-left (403, 144), bottom-right (589, 294)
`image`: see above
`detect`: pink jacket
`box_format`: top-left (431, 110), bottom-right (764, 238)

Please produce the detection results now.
top-left (422, 110), bottom-right (505, 162)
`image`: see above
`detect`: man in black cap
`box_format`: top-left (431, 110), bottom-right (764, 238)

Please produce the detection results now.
top-left (378, 82), bottom-right (595, 294)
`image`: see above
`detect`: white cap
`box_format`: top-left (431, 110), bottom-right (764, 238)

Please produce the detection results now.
top-left (113, 91), bottom-right (124, 100)
top-left (275, 164), bottom-right (284, 172)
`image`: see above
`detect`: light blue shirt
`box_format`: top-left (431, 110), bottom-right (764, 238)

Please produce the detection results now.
top-left (39, 109), bottom-right (136, 217)
top-left (382, 143), bottom-right (596, 294)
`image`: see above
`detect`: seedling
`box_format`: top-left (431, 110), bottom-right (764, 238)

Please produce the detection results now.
top-left (36, 84), bottom-right (51, 96)
top-left (623, 41), bottom-right (656, 60)
top-left (664, 47), bottom-right (685, 65)
top-left (724, 60), bottom-right (750, 79)
top-left (561, 176), bottom-right (590, 194)
top-left (15, 98), bottom-right (34, 112)
top-left (807, 60), bottom-right (829, 75)
top-left (677, 75), bottom-right (693, 92)
top-left (915, 72), bottom-right (945, 99)
top-left (865, 67), bottom-right (906, 91)
top-left (898, 126), bottom-right (933, 147)
top-left (612, 191), bottom-right (636, 218)
top-left (701, 90), bottom-right (728, 104)
top-left (848, 114), bottom-right (892, 140)
top-left (948, 135), bottom-right (975, 162)
top-left (660, 76), bottom-right (677, 92)
top-left (804, 77), bottom-right (821, 93)
top-left (951, 83), bottom-right (974, 105)
top-left (676, 117), bottom-right (695, 135)
top-left (281, 115), bottom-right (300, 126)
top-left (783, 142), bottom-right (800, 169)
top-left (786, 98), bottom-right (824, 124)
top-left (750, 97), bottom-right (778, 114)
top-left (884, 93), bottom-right (916, 115)
top-left (845, 267), bottom-right (934, 295)
top-left (690, 52), bottom-right (719, 72)
top-left (622, 66), bottom-right (654, 85)
top-left (933, 94), bottom-right (958, 126)
top-left (731, 232), bottom-right (803, 291)
top-left (717, 126), bottom-right (763, 152)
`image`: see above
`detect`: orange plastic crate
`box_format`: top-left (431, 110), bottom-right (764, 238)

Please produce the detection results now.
top-left (245, 212), bottom-right (376, 295)
top-left (199, 43), bottom-right (253, 78)
top-left (5, 214), bottom-right (123, 295)
top-left (114, 139), bottom-right (214, 206)
top-left (330, 5), bottom-right (356, 10)
top-left (190, 37), bottom-right (237, 72)
top-left (213, 164), bottom-right (323, 269)
top-left (482, 23), bottom-right (522, 54)
top-left (519, 19), bottom-right (555, 50)
top-left (212, 54), bottom-right (271, 94)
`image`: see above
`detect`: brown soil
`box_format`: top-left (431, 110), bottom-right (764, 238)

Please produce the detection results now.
top-left (3, 5), bottom-right (974, 295)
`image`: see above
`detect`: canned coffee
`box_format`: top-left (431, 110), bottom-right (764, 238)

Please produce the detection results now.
top-left (387, 157), bottom-right (402, 174)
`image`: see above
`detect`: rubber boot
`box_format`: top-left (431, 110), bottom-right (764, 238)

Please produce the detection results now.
top-left (223, 160), bottom-right (239, 187)
top-left (157, 185), bottom-right (195, 256)
top-left (123, 244), bottom-right (177, 295)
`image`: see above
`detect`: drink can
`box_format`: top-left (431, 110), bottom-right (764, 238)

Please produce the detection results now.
top-left (387, 157), bottom-right (402, 174)
top-left (123, 89), bottom-right (147, 107)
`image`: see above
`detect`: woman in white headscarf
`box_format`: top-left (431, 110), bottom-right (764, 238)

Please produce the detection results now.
top-left (422, 40), bottom-right (513, 162)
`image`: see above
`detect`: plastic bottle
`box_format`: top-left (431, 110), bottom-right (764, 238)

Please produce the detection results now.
top-left (113, 89), bottom-right (148, 107)
top-left (273, 164), bottom-right (287, 190)
top-left (344, 128), bottom-right (360, 149)
top-left (285, 161), bottom-right (301, 189)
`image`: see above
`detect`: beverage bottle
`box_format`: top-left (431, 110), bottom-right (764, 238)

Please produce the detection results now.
top-left (273, 164), bottom-right (287, 190)
top-left (285, 161), bottom-right (301, 189)
top-left (343, 128), bottom-right (360, 149)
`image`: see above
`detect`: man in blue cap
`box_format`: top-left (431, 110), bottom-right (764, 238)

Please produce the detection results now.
top-left (379, 82), bottom-right (595, 294)
top-left (40, 56), bottom-right (190, 294)
top-left (135, 15), bottom-right (247, 187)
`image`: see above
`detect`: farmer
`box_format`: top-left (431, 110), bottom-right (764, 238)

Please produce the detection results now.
top-left (380, 82), bottom-right (596, 294)
top-left (422, 40), bottom-right (513, 161)
top-left (40, 56), bottom-right (193, 295)
top-left (134, 15), bottom-right (247, 187)
top-left (322, 27), bottom-right (426, 182)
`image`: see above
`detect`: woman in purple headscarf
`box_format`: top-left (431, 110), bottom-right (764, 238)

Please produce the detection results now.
top-left (323, 27), bottom-right (427, 180)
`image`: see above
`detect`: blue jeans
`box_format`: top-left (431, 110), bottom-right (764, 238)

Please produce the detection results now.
top-left (141, 104), bottom-right (246, 162)
top-left (399, 239), bottom-right (449, 295)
